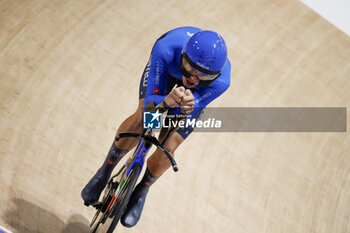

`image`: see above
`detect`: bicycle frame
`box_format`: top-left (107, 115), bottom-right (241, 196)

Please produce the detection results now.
top-left (126, 134), bottom-right (151, 178)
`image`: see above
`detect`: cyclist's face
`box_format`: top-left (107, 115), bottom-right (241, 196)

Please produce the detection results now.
top-left (182, 68), bottom-right (200, 88)
top-left (181, 57), bottom-right (205, 88)
top-left (180, 55), bottom-right (220, 88)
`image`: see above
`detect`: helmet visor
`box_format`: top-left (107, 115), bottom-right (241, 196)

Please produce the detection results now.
top-left (179, 54), bottom-right (221, 81)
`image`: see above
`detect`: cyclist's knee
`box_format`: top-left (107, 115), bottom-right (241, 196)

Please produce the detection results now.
top-left (164, 132), bottom-right (184, 154)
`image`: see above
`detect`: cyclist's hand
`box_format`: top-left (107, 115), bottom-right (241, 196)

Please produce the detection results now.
top-left (180, 89), bottom-right (194, 114)
top-left (164, 86), bottom-right (185, 108)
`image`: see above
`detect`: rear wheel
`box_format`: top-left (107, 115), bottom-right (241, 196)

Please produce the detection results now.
top-left (91, 164), bottom-right (141, 233)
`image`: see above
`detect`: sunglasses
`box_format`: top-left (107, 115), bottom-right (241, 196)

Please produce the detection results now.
top-left (179, 54), bottom-right (221, 86)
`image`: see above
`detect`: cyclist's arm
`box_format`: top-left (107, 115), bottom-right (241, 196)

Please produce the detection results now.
top-left (143, 42), bottom-right (172, 109)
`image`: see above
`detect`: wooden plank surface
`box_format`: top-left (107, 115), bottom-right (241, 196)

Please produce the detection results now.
top-left (0, 0), bottom-right (349, 232)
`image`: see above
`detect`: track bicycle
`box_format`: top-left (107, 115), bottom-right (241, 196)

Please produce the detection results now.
top-left (87, 102), bottom-right (183, 233)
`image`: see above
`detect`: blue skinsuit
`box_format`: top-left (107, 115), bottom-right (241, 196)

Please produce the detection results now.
top-left (139, 26), bottom-right (231, 139)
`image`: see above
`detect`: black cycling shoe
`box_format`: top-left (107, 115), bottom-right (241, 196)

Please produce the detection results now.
top-left (120, 186), bottom-right (148, 227)
top-left (81, 143), bottom-right (128, 206)
top-left (81, 169), bottom-right (110, 205)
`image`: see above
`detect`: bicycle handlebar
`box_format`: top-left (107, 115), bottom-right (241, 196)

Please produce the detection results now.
top-left (115, 132), bottom-right (179, 172)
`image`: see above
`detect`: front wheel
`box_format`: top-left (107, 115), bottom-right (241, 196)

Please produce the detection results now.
top-left (91, 164), bottom-right (141, 233)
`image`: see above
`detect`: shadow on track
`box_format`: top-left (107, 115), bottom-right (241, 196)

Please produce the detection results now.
top-left (4, 198), bottom-right (89, 233)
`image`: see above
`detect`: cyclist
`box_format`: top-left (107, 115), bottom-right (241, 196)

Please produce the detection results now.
top-left (81, 26), bottom-right (231, 227)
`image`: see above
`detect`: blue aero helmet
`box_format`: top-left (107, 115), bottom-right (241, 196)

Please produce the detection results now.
top-left (180, 30), bottom-right (227, 86)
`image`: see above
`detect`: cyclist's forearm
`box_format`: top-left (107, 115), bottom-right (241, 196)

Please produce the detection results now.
top-left (144, 94), bottom-right (166, 110)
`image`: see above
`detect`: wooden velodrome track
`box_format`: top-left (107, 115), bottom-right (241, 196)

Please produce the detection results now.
top-left (0, 0), bottom-right (349, 232)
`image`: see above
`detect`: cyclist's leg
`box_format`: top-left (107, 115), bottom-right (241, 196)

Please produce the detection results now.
top-left (147, 131), bottom-right (184, 176)
top-left (147, 108), bottom-right (201, 176)
top-left (120, 131), bottom-right (187, 227)
top-left (114, 98), bottom-right (144, 150)
top-left (82, 57), bottom-right (149, 205)
top-left (81, 100), bottom-right (144, 205)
